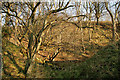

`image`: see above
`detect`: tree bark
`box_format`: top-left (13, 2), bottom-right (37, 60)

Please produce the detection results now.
top-left (105, 2), bottom-right (116, 41)
top-left (96, 17), bottom-right (99, 25)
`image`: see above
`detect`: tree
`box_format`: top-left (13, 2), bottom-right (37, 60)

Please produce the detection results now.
top-left (92, 2), bottom-right (105, 25)
top-left (83, 2), bottom-right (94, 41)
top-left (105, 2), bottom-right (120, 41)
top-left (2, 1), bottom-right (74, 78)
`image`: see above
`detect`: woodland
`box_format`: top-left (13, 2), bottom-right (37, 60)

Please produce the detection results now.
top-left (0, 0), bottom-right (120, 79)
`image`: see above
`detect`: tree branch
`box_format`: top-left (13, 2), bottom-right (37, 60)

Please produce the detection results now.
top-left (67, 15), bottom-right (87, 20)
top-left (49, 5), bottom-right (74, 15)
top-left (6, 51), bottom-right (24, 73)
top-left (28, 2), bottom-right (41, 20)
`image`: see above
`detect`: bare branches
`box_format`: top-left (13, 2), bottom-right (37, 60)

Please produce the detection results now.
top-left (48, 5), bottom-right (74, 15)
top-left (28, 2), bottom-right (41, 20)
top-left (3, 2), bottom-right (17, 15)
top-left (105, 2), bottom-right (114, 23)
top-left (67, 15), bottom-right (87, 20)
top-left (105, 2), bottom-right (118, 41)
top-left (2, 1), bottom-right (77, 77)
top-left (5, 51), bottom-right (24, 73)
top-left (64, 0), bottom-right (71, 8)
top-left (2, 5), bottom-right (26, 26)
top-left (92, 2), bottom-right (105, 25)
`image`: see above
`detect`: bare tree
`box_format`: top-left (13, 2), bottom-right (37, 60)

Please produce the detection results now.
top-left (105, 2), bottom-right (120, 41)
top-left (92, 2), bottom-right (105, 25)
top-left (83, 2), bottom-right (94, 41)
top-left (2, 1), bottom-right (74, 77)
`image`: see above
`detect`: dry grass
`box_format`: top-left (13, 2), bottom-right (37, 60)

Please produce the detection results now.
top-left (2, 21), bottom-right (120, 78)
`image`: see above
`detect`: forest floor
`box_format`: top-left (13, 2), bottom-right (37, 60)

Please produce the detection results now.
top-left (2, 21), bottom-right (120, 79)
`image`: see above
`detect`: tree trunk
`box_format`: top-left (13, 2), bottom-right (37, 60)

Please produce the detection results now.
top-left (24, 58), bottom-right (31, 78)
top-left (88, 9), bottom-right (92, 41)
top-left (80, 21), bottom-right (85, 53)
top-left (112, 21), bottom-right (116, 41)
top-left (88, 29), bottom-right (91, 41)
top-left (96, 17), bottom-right (99, 25)
top-left (105, 2), bottom-right (116, 42)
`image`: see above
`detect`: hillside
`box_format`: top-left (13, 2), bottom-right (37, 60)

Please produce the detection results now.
top-left (2, 21), bottom-right (120, 79)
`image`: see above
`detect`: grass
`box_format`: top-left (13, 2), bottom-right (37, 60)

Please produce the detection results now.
top-left (42, 41), bottom-right (119, 79)
top-left (2, 21), bottom-right (119, 79)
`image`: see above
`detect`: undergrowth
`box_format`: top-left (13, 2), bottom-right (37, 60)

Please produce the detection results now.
top-left (44, 41), bottom-right (119, 79)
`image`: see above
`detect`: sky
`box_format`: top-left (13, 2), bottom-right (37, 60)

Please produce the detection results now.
top-left (0, 1), bottom-right (119, 26)
top-left (1, 0), bottom-right (120, 2)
